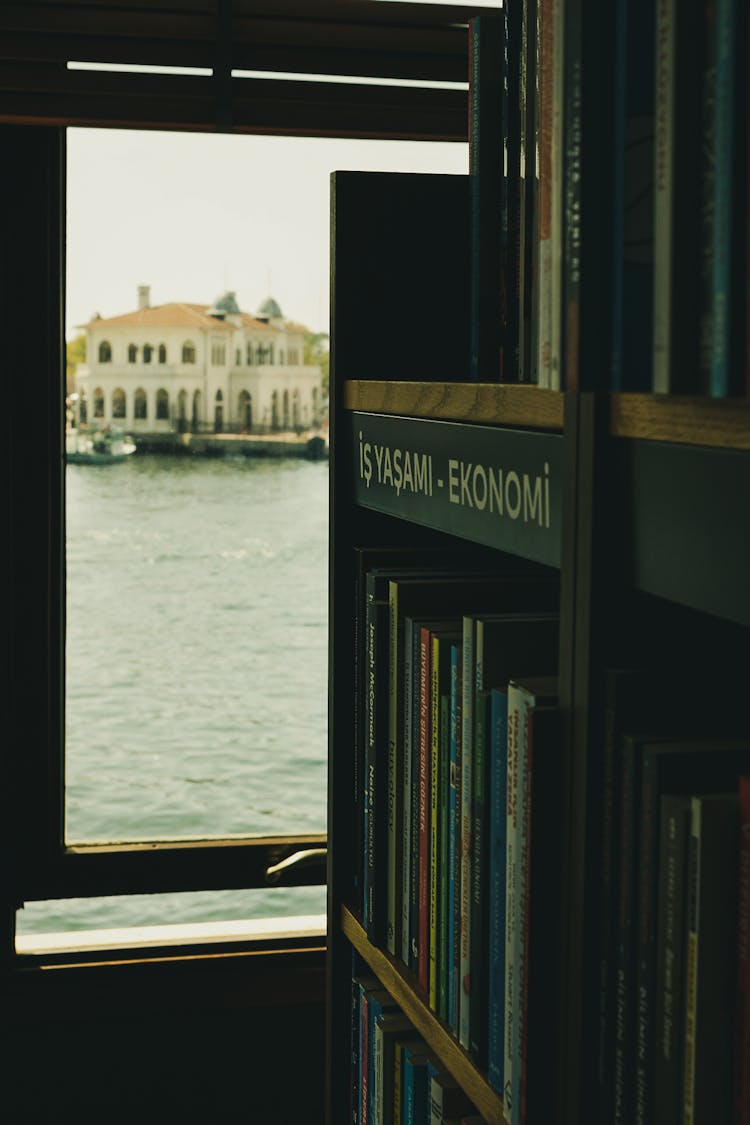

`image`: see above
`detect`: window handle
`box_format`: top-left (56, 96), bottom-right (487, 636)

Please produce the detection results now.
top-left (265, 847), bottom-right (327, 884)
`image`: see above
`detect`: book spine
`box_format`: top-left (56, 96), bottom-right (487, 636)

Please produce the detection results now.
top-left (710, 0), bottom-right (736, 395)
top-left (653, 795), bottom-right (690, 1125)
top-left (459, 616), bottom-right (474, 1047)
top-left (418, 626), bottom-right (431, 996)
top-left (536, 0), bottom-right (554, 388)
top-left (613, 738), bottom-right (640, 1125)
top-left (387, 582), bottom-right (401, 956)
top-left (504, 683), bottom-right (523, 1121)
top-left (488, 688), bottom-right (508, 1094)
top-left (373, 1018), bottom-right (384, 1125)
top-left (429, 634), bottom-right (440, 1010)
top-left (514, 689), bottom-right (533, 1125)
top-left (401, 617), bottom-right (414, 967)
top-left (393, 1043), bottom-right (402, 1125)
top-left (549, 0), bottom-right (565, 389)
top-left (635, 749), bottom-right (659, 1125)
top-left (409, 623), bottom-right (421, 976)
top-left (516, 0), bottom-right (530, 383)
top-left (468, 13), bottom-right (505, 382)
top-left (448, 643), bottom-right (461, 1034)
top-left (682, 811), bottom-right (699, 1125)
top-left (563, 0), bottom-right (583, 389)
top-left (737, 777), bottom-right (750, 1125)
top-left (364, 582), bottom-right (389, 945)
top-left (438, 691), bottom-right (450, 1023)
top-left (360, 988), bottom-right (370, 1125)
top-left (505, 0), bottom-right (523, 380)
top-left (596, 680), bottom-right (619, 1122)
top-left (699, 0), bottom-right (718, 391)
top-left (351, 976), bottom-right (361, 1125)
top-left (452, 645), bottom-right (464, 1038)
top-left (470, 690), bottom-right (489, 1066)
top-left (652, 0), bottom-right (674, 392)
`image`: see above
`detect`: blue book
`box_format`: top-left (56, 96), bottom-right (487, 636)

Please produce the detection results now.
top-left (403, 1045), bottom-right (429, 1125)
top-left (447, 641), bottom-right (461, 1035)
top-left (368, 990), bottom-right (398, 1124)
top-left (487, 686), bottom-right (508, 1094)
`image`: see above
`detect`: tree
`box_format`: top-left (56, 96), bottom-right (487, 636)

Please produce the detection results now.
top-left (304, 331), bottom-right (330, 391)
top-left (66, 333), bottom-right (87, 391)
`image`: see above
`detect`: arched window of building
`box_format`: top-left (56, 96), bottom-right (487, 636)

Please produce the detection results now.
top-left (211, 342), bottom-right (226, 366)
top-left (93, 387), bottom-right (105, 417)
top-left (177, 389), bottom-right (188, 433)
top-left (156, 389), bottom-right (169, 420)
top-left (214, 389), bottom-right (223, 433)
top-left (282, 389), bottom-right (290, 430)
top-left (269, 345), bottom-right (275, 366)
top-left (292, 389), bottom-right (300, 429)
top-left (158, 343), bottom-right (167, 364)
top-left (312, 386), bottom-right (319, 424)
top-left (235, 348), bottom-right (241, 366)
top-left (271, 389), bottom-right (279, 430)
top-left (128, 343), bottom-right (138, 363)
top-left (134, 388), bottom-right (147, 419)
top-left (192, 389), bottom-right (201, 427)
top-left (79, 393), bottom-right (88, 424)
top-left (143, 344), bottom-right (153, 364)
top-left (98, 341), bottom-right (112, 363)
top-left (238, 390), bottom-right (252, 431)
top-left (112, 387), bottom-right (126, 419)
top-left (182, 341), bottom-right (196, 364)
top-left (246, 342), bottom-right (253, 365)
top-left (279, 350), bottom-right (285, 365)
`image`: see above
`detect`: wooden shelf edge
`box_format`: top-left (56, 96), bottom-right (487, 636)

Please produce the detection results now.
top-left (610, 393), bottom-right (750, 450)
top-left (341, 905), bottom-right (504, 1125)
top-left (343, 380), bottom-right (564, 431)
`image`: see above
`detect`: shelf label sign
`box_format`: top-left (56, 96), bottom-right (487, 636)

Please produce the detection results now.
top-left (351, 412), bottom-right (562, 568)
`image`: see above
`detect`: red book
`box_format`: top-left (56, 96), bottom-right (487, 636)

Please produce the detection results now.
top-left (736, 776), bottom-right (750, 1125)
top-left (418, 625), bottom-right (432, 995)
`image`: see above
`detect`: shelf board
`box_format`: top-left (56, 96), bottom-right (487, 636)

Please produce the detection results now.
top-left (344, 380), bottom-right (564, 430)
top-left (610, 393), bottom-right (750, 450)
top-left (341, 905), bottom-right (504, 1125)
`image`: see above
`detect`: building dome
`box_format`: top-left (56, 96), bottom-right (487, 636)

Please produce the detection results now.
top-left (257, 296), bottom-right (283, 320)
top-left (210, 291), bottom-right (241, 316)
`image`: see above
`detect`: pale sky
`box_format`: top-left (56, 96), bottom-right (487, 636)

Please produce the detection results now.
top-left (66, 127), bottom-right (468, 339)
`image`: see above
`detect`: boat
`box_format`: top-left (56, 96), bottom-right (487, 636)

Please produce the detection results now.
top-left (66, 426), bottom-right (136, 465)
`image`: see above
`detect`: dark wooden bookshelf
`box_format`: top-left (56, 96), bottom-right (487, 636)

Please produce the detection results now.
top-left (610, 393), bottom-right (750, 450)
top-left (341, 906), bottom-right (505, 1125)
top-left (344, 380), bottom-right (565, 430)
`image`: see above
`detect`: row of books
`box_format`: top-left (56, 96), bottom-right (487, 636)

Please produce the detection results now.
top-left (351, 970), bottom-right (487, 1125)
top-left (595, 668), bottom-right (750, 1125)
top-left (468, 0), bottom-right (749, 396)
top-left (353, 549), bottom-right (562, 1124)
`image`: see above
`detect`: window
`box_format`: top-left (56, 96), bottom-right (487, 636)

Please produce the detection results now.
top-left (134, 387), bottom-right (147, 418)
top-left (98, 340), bottom-right (111, 363)
top-left (112, 387), bottom-right (126, 418)
top-left (143, 343), bottom-right (153, 364)
top-left (235, 348), bottom-right (241, 365)
top-left (156, 388), bottom-right (169, 419)
top-left (158, 343), bottom-right (167, 364)
top-left (238, 390), bottom-right (252, 430)
top-left (211, 341), bottom-right (226, 365)
top-left (93, 387), bottom-right (105, 417)
top-left (246, 343), bottom-right (253, 365)
top-left (8, 86), bottom-right (467, 951)
top-left (128, 343), bottom-right (138, 363)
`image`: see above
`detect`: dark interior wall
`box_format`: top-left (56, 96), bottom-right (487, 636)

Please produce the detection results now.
top-left (2, 954), bottom-right (326, 1124)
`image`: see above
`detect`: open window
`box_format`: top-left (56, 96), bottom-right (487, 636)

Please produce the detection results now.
top-left (1, 0), bottom-right (478, 966)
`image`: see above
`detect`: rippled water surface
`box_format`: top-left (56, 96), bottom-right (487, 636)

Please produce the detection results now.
top-left (19, 453), bottom-right (328, 935)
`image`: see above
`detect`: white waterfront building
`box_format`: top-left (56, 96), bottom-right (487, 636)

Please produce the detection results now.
top-left (74, 287), bottom-right (324, 435)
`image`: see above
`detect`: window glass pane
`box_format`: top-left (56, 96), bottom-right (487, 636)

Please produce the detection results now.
top-left (60, 126), bottom-right (467, 933)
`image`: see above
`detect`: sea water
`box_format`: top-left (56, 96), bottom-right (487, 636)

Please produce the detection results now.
top-left (17, 453), bottom-right (329, 936)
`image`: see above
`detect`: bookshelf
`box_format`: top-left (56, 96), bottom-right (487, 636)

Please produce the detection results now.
top-left (326, 14), bottom-right (750, 1125)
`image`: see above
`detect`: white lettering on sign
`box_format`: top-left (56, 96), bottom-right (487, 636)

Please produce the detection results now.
top-left (358, 431), bottom-right (433, 497)
top-left (448, 458), bottom-right (550, 527)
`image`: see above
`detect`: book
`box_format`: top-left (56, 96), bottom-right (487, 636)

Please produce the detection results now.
top-left (736, 776), bottom-right (750, 1125)
top-left (448, 641), bottom-right (463, 1037)
top-left (363, 572), bottom-right (391, 944)
top-left (438, 689), bottom-right (451, 1024)
top-left (652, 0), bottom-right (704, 393)
top-left (429, 1063), bottom-right (478, 1123)
top-left (403, 1045), bottom-right (430, 1125)
top-left (375, 1011), bottom-right (419, 1125)
top-left (468, 11), bottom-right (506, 382)
top-left (652, 793), bottom-right (690, 1125)
top-left (505, 675), bottom-right (558, 1125)
top-left (469, 687), bottom-right (491, 1066)
top-left (487, 686), bottom-right (509, 1094)
top-left (683, 793), bottom-right (740, 1124)
top-left (634, 739), bottom-right (750, 1125)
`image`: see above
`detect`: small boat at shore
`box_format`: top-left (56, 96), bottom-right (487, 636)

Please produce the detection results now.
top-left (66, 426), bottom-right (136, 465)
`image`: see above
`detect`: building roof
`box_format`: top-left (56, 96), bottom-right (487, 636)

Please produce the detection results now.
top-left (84, 302), bottom-right (296, 334)
top-left (258, 296), bottom-right (283, 319)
